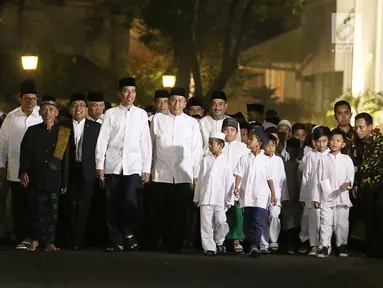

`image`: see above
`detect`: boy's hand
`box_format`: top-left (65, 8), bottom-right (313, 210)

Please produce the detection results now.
top-left (340, 182), bottom-right (349, 192)
top-left (234, 188), bottom-right (240, 197)
top-left (313, 201), bottom-right (320, 209)
top-left (271, 195), bottom-right (278, 206)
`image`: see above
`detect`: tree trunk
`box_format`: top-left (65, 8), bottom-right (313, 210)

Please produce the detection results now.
top-left (175, 38), bottom-right (192, 95)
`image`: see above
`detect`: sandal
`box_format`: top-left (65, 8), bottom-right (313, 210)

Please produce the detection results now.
top-left (234, 244), bottom-right (244, 254)
top-left (45, 244), bottom-right (60, 252)
top-left (28, 241), bottom-right (39, 252)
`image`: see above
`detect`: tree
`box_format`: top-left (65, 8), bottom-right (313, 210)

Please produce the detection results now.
top-left (141, 0), bottom-right (305, 101)
top-left (326, 90), bottom-right (383, 125)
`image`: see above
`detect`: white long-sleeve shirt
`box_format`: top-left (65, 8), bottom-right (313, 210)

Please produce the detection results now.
top-left (312, 153), bottom-right (354, 207)
top-left (96, 105), bottom-right (152, 176)
top-left (233, 152), bottom-right (272, 209)
top-left (267, 153), bottom-right (288, 205)
top-left (223, 140), bottom-right (249, 200)
top-left (299, 149), bottom-right (330, 202)
top-left (151, 112), bottom-right (203, 184)
top-left (193, 153), bottom-right (234, 207)
top-left (199, 115), bottom-right (241, 153)
top-left (0, 106), bottom-right (42, 181)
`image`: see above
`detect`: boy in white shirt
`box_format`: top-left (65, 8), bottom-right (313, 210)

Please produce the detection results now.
top-left (313, 129), bottom-right (354, 258)
top-left (193, 132), bottom-right (234, 256)
top-left (233, 126), bottom-right (277, 258)
top-left (260, 134), bottom-right (288, 252)
top-left (222, 118), bottom-right (249, 254)
top-left (297, 126), bottom-right (331, 256)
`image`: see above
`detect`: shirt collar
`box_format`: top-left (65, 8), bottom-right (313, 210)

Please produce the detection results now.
top-left (119, 104), bottom-right (135, 111)
top-left (73, 118), bottom-right (86, 125)
top-left (17, 105), bottom-right (40, 117)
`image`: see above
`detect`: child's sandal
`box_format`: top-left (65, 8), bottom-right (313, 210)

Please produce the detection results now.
top-left (234, 244), bottom-right (244, 254)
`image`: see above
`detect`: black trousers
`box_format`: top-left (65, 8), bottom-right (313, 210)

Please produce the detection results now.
top-left (9, 181), bottom-right (30, 242)
top-left (360, 184), bottom-right (383, 255)
top-left (105, 173), bottom-right (141, 246)
top-left (151, 182), bottom-right (193, 252)
top-left (70, 175), bottom-right (95, 247)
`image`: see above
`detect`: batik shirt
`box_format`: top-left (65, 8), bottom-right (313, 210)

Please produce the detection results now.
top-left (339, 125), bottom-right (359, 165)
top-left (356, 131), bottom-right (383, 188)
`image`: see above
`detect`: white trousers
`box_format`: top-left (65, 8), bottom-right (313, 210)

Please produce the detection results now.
top-left (200, 205), bottom-right (229, 252)
top-left (299, 202), bottom-right (320, 246)
top-left (320, 205), bottom-right (349, 248)
top-left (299, 203), bottom-right (309, 242)
top-left (260, 205), bottom-right (281, 248)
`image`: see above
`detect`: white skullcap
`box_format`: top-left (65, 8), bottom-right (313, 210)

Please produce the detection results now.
top-left (278, 119), bottom-right (292, 130)
top-left (209, 132), bottom-right (225, 141)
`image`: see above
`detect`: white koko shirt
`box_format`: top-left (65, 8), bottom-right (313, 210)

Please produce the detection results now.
top-left (193, 153), bottom-right (234, 208)
top-left (151, 112), bottom-right (203, 184)
top-left (312, 152), bottom-right (355, 207)
top-left (233, 152), bottom-right (273, 209)
top-left (299, 149), bottom-right (330, 202)
top-left (199, 115), bottom-right (241, 153)
top-left (266, 153), bottom-right (288, 206)
top-left (0, 106), bottom-right (42, 181)
top-left (96, 105), bottom-right (152, 176)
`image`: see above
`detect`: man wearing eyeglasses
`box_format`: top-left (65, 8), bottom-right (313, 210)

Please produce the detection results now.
top-left (60, 93), bottom-right (101, 250)
top-left (0, 80), bottom-right (42, 250)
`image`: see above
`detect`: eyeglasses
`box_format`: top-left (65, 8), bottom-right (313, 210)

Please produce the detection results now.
top-left (23, 97), bottom-right (37, 102)
top-left (72, 104), bottom-right (87, 109)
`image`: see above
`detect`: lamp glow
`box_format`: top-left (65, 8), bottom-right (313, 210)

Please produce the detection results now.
top-left (21, 56), bottom-right (38, 70)
top-left (162, 75), bottom-right (176, 88)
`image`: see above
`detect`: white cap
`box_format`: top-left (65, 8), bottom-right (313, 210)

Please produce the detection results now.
top-left (278, 119), bottom-right (292, 130)
top-left (312, 125), bottom-right (320, 133)
top-left (209, 132), bottom-right (225, 141)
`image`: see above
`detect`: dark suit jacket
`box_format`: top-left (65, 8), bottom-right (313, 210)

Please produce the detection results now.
top-left (62, 118), bottom-right (101, 184)
top-left (19, 123), bottom-right (69, 192)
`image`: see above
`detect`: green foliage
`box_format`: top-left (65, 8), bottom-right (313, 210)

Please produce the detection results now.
top-left (326, 90), bottom-right (383, 118)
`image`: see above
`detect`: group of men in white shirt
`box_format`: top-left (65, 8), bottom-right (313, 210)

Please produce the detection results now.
top-left (1, 77), bottom-right (382, 258)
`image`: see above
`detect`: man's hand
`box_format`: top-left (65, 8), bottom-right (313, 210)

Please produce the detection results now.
top-left (61, 188), bottom-right (67, 195)
top-left (339, 183), bottom-right (349, 192)
top-left (0, 167), bottom-right (6, 179)
top-left (234, 188), bottom-right (240, 197)
top-left (193, 202), bottom-right (199, 207)
top-left (313, 201), bottom-right (320, 209)
top-left (141, 173), bottom-right (150, 184)
top-left (193, 178), bottom-right (198, 184)
top-left (96, 169), bottom-right (104, 181)
top-left (20, 173), bottom-right (29, 188)
top-left (352, 186), bottom-right (359, 198)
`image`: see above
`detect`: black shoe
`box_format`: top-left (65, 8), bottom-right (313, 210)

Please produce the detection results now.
top-left (249, 247), bottom-right (260, 258)
top-left (205, 251), bottom-right (216, 257)
top-left (338, 245), bottom-right (349, 257)
top-left (105, 245), bottom-right (123, 252)
top-left (297, 240), bottom-right (309, 254)
top-left (217, 244), bottom-right (226, 254)
top-left (317, 246), bottom-right (330, 258)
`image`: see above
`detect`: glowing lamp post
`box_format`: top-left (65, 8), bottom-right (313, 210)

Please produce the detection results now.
top-left (162, 75), bottom-right (176, 88)
top-left (21, 55), bottom-right (39, 70)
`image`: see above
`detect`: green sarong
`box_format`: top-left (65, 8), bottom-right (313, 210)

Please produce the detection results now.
top-left (226, 201), bottom-right (244, 240)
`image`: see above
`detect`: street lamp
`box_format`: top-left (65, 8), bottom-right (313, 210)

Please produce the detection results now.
top-left (162, 75), bottom-right (176, 88)
top-left (21, 55), bottom-right (38, 70)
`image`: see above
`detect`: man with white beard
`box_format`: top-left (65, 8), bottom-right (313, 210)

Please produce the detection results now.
top-left (199, 90), bottom-right (240, 153)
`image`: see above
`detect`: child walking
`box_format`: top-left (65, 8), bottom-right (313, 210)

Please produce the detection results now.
top-left (233, 127), bottom-right (277, 258)
top-left (297, 126), bottom-right (331, 255)
top-left (313, 129), bottom-right (355, 258)
top-left (222, 118), bottom-right (249, 254)
top-left (260, 134), bottom-right (288, 252)
top-left (193, 132), bottom-right (234, 256)
top-left (282, 138), bottom-right (303, 254)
